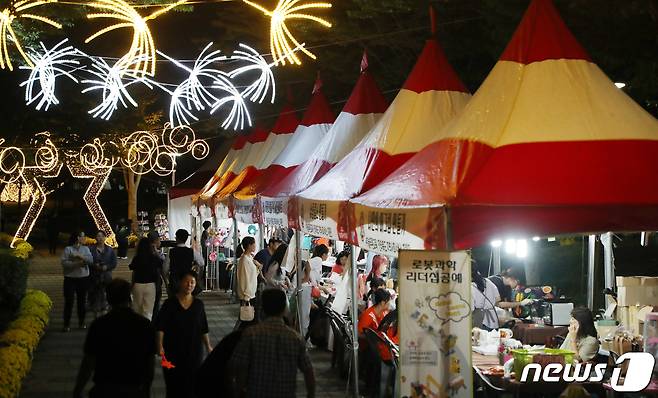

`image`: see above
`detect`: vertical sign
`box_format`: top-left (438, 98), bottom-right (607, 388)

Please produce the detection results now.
top-left (398, 250), bottom-right (472, 398)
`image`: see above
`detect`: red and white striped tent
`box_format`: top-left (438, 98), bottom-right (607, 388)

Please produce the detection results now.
top-left (351, 0), bottom-right (658, 256)
top-left (297, 37), bottom-right (471, 241)
top-left (216, 102), bottom-right (300, 203)
top-left (260, 53), bottom-right (388, 229)
top-left (232, 77), bottom-right (335, 224)
top-left (194, 134), bottom-right (248, 203)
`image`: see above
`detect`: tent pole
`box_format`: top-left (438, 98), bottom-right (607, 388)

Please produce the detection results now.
top-left (492, 246), bottom-right (501, 275)
top-left (295, 230), bottom-right (303, 335)
top-left (230, 216), bottom-right (239, 304)
top-left (602, 232), bottom-right (615, 311)
top-left (587, 235), bottom-right (596, 311)
top-left (444, 207), bottom-right (453, 251)
top-left (350, 245), bottom-right (360, 398)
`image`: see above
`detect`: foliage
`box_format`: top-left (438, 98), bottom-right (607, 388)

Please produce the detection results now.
top-left (0, 252), bottom-right (28, 333)
top-left (0, 289), bottom-right (52, 398)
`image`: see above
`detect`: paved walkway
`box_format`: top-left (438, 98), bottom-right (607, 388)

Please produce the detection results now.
top-left (20, 250), bottom-right (349, 397)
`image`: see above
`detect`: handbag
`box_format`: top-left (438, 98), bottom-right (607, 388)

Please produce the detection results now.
top-left (311, 286), bottom-right (321, 299)
top-left (240, 303), bottom-right (255, 322)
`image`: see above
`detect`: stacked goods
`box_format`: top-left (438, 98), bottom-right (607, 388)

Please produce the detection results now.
top-left (616, 276), bottom-right (657, 335)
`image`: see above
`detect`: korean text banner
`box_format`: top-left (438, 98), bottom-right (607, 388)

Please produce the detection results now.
top-left (398, 250), bottom-right (472, 398)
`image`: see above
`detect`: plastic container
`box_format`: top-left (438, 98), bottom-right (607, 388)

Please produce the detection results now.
top-left (644, 312), bottom-right (658, 374)
top-left (511, 348), bottom-right (575, 377)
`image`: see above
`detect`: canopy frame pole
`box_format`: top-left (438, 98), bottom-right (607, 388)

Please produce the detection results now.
top-left (444, 207), bottom-right (453, 251)
top-left (350, 245), bottom-right (360, 398)
top-left (587, 234), bottom-right (596, 311)
top-left (230, 216), bottom-right (239, 304)
top-left (295, 230), bottom-right (303, 335)
top-left (602, 232), bottom-right (615, 312)
top-left (492, 246), bottom-right (501, 275)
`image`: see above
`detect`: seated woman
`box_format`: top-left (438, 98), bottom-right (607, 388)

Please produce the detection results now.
top-left (560, 307), bottom-right (600, 363)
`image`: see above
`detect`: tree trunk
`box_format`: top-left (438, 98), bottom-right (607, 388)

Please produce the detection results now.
top-left (123, 168), bottom-right (142, 233)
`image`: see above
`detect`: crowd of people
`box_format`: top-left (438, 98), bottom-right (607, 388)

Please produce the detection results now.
top-left (64, 228), bottom-right (317, 398)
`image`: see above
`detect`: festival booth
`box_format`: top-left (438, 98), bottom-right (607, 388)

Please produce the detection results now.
top-left (168, 140), bottom-right (232, 240)
top-left (259, 53), bottom-right (388, 230)
top-left (348, 0), bottom-right (658, 395)
top-left (296, 36), bottom-right (471, 242)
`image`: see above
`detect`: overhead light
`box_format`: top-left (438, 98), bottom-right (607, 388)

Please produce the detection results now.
top-left (532, 236), bottom-right (540, 242)
top-left (505, 239), bottom-right (516, 254)
top-left (547, 237), bottom-right (556, 242)
top-left (490, 240), bottom-right (502, 248)
top-left (615, 82), bottom-right (626, 89)
top-left (516, 239), bottom-right (528, 258)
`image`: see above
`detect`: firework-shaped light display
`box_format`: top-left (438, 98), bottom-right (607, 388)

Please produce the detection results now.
top-left (85, 0), bottom-right (186, 77)
top-left (81, 56), bottom-right (147, 120)
top-left (0, 0), bottom-right (62, 70)
top-left (20, 39), bottom-right (84, 111)
top-left (210, 72), bottom-right (251, 131)
top-left (155, 43), bottom-right (227, 127)
top-left (242, 0), bottom-right (331, 66)
top-left (229, 43), bottom-right (276, 104)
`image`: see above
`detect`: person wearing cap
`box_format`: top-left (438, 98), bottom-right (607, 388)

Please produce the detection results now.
top-left (255, 237), bottom-right (282, 275)
top-left (488, 268), bottom-right (534, 310)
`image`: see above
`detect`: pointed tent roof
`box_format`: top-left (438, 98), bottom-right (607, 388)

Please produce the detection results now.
top-left (212, 102), bottom-right (300, 200)
top-left (352, 0), bottom-right (658, 252)
top-left (197, 127), bottom-right (267, 201)
top-left (298, 38), bottom-right (471, 203)
top-left (233, 78), bottom-right (335, 200)
top-left (262, 55), bottom-right (388, 198)
top-left (195, 134), bottom-right (248, 201)
top-left (170, 140), bottom-right (231, 199)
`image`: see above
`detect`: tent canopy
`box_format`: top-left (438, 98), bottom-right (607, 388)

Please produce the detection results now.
top-left (234, 78), bottom-right (335, 200)
top-left (352, 0), bottom-right (658, 253)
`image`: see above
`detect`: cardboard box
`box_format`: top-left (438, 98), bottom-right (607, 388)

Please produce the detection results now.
top-left (617, 286), bottom-right (658, 307)
top-left (616, 276), bottom-right (658, 287)
top-left (617, 276), bottom-right (642, 286)
top-left (615, 305), bottom-right (654, 335)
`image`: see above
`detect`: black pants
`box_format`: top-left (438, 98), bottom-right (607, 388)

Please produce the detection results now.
top-left (48, 234), bottom-right (57, 255)
top-left (153, 278), bottom-right (162, 320)
top-left (63, 276), bottom-right (88, 327)
top-left (163, 366), bottom-right (196, 398)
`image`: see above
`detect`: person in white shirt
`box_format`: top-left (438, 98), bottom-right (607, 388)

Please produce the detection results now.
top-left (237, 236), bottom-right (261, 325)
top-left (308, 244), bottom-right (329, 285)
top-left (471, 263), bottom-right (501, 331)
top-left (61, 231), bottom-right (93, 332)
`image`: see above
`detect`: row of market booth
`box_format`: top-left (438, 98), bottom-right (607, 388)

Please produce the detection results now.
top-left (168, 0), bottom-right (658, 396)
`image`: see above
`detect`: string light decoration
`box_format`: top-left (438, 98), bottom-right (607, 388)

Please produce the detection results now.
top-left (153, 43), bottom-right (227, 127)
top-left (229, 43), bottom-right (276, 104)
top-left (5, 132), bottom-right (63, 248)
top-left (210, 72), bottom-right (251, 130)
top-left (85, 0), bottom-right (187, 77)
top-left (66, 161), bottom-right (116, 246)
top-left (0, 182), bottom-right (32, 202)
top-left (19, 39), bottom-right (84, 111)
top-left (242, 0), bottom-right (332, 65)
top-left (78, 124), bottom-right (209, 176)
top-left (0, 0), bottom-right (62, 71)
top-left (81, 56), bottom-right (148, 120)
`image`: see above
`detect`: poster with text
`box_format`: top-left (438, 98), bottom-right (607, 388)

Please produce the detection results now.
top-left (398, 250), bottom-right (472, 398)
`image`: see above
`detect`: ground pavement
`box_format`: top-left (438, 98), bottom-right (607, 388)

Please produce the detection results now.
top-left (20, 250), bottom-right (350, 397)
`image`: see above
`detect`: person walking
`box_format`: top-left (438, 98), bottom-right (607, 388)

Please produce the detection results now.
top-left (73, 279), bottom-right (157, 398)
top-left (156, 271), bottom-right (212, 398)
top-left (165, 229), bottom-right (204, 296)
top-left (148, 232), bottom-right (166, 320)
top-left (116, 221), bottom-right (130, 259)
top-left (61, 231), bottom-right (93, 332)
top-left (236, 236), bottom-right (261, 327)
top-left (130, 238), bottom-right (163, 320)
top-left (231, 288), bottom-right (316, 398)
top-left (89, 230), bottom-right (117, 318)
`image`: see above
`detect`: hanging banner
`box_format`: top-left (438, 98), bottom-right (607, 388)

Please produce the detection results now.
top-left (233, 197), bottom-right (258, 225)
top-left (261, 196), bottom-right (288, 228)
top-left (398, 249), bottom-right (472, 398)
top-left (353, 205), bottom-right (430, 256)
top-left (299, 197), bottom-right (340, 239)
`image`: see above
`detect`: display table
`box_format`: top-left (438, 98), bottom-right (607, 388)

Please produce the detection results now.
top-left (512, 323), bottom-right (568, 345)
